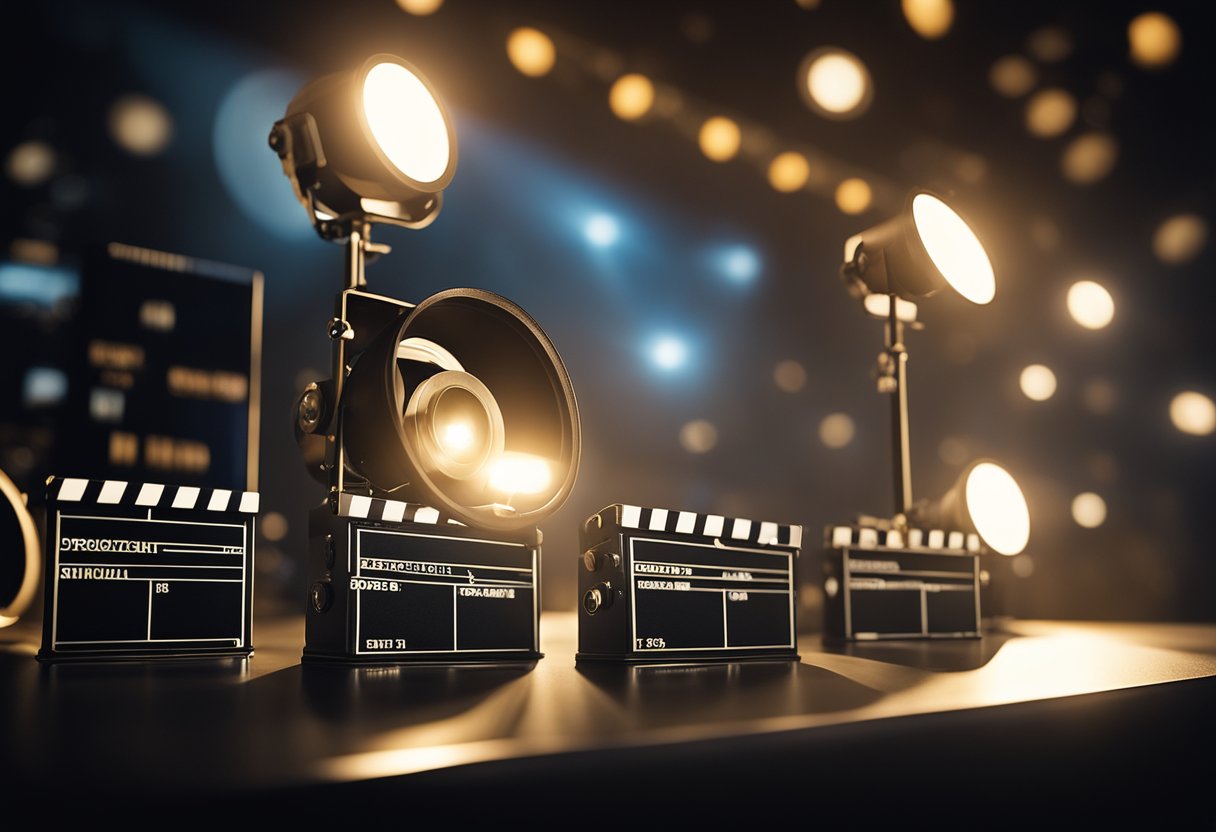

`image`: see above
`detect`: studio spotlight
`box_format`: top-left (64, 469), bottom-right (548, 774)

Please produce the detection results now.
top-left (907, 460), bottom-right (1030, 556)
top-left (841, 190), bottom-right (994, 305)
top-left (272, 56), bottom-right (580, 664)
top-left (823, 189), bottom-right (1031, 641)
top-left (270, 54), bottom-right (457, 236)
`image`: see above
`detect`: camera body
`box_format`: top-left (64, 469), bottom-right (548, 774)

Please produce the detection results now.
top-left (578, 503), bottom-right (802, 663)
top-left (822, 524), bottom-right (982, 640)
top-left (304, 493), bottom-right (541, 663)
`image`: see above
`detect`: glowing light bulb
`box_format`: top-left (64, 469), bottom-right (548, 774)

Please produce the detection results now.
top-left (1019, 364), bottom-right (1057, 402)
top-left (1170, 391), bottom-right (1216, 436)
top-left (911, 194), bottom-right (995, 304)
top-left (698, 116), bottom-right (741, 163)
top-left (965, 462), bottom-right (1030, 556)
top-left (362, 62), bottom-right (450, 184)
top-left (440, 421), bottom-right (475, 455)
top-left (609, 74), bottom-right (655, 121)
top-left (768, 151), bottom-right (810, 192)
top-left (1129, 12), bottom-right (1181, 69)
top-left (803, 49), bottom-right (872, 118)
top-left (507, 28), bottom-right (556, 78)
top-left (1071, 492), bottom-right (1106, 528)
top-left (901, 0), bottom-right (954, 40)
top-left (489, 452), bottom-right (552, 496)
top-left (1066, 280), bottom-right (1115, 330)
top-left (835, 178), bottom-right (872, 215)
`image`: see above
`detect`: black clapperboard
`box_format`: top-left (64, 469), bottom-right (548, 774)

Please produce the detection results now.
top-left (822, 524), bottom-right (983, 640)
top-left (39, 476), bottom-right (258, 660)
top-left (578, 504), bottom-right (802, 662)
top-left (304, 492), bottom-right (541, 663)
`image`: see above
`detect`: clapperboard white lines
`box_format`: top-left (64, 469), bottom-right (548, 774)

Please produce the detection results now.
top-left (49, 477), bottom-right (260, 514)
top-left (614, 504), bottom-right (803, 549)
top-left (335, 491), bottom-right (469, 526)
top-left (827, 524), bottom-right (980, 553)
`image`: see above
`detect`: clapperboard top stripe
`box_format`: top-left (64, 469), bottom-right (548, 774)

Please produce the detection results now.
top-left (604, 503), bottom-right (803, 549)
top-left (825, 524), bottom-right (981, 554)
top-left (48, 477), bottom-right (259, 514)
top-left (335, 492), bottom-right (466, 527)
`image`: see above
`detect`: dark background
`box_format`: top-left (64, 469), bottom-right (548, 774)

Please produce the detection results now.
top-left (2, 0), bottom-right (1212, 622)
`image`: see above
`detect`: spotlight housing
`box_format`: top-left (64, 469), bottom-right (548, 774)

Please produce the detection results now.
top-left (273, 55), bottom-right (580, 663)
top-left (843, 190), bottom-right (994, 305)
top-left (908, 460), bottom-right (1031, 556)
top-left (270, 54), bottom-right (458, 236)
top-left (339, 288), bottom-right (580, 532)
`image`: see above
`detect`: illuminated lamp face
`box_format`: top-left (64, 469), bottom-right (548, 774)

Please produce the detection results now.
top-left (361, 61), bottom-right (452, 186)
top-left (911, 193), bottom-right (995, 305)
top-left (964, 462), bottom-right (1030, 555)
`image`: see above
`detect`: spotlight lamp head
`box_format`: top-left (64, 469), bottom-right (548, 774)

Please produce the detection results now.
top-left (269, 54), bottom-right (458, 238)
top-left (336, 288), bottom-right (580, 532)
top-left (842, 190), bottom-right (995, 306)
top-left (908, 459), bottom-right (1030, 556)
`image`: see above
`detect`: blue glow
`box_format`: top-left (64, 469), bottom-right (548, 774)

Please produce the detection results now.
top-left (23, 367), bottom-right (68, 407)
top-left (650, 335), bottom-right (689, 371)
top-left (0, 262), bottom-right (79, 308)
top-left (717, 244), bottom-right (761, 284)
top-left (213, 68), bottom-right (312, 239)
top-left (584, 213), bottom-right (621, 248)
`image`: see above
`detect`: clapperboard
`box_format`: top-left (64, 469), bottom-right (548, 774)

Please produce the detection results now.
top-left (577, 504), bottom-right (802, 662)
top-left (822, 524), bottom-right (982, 640)
top-left (303, 492), bottom-right (541, 663)
top-left (38, 476), bottom-right (257, 660)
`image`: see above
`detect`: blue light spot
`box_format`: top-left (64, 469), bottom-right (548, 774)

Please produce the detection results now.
top-left (717, 244), bottom-right (761, 284)
top-left (23, 367), bottom-right (68, 407)
top-left (650, 335), bottom-right (688, 371)
top-left (584, 213), bottom-right (620, 248)
top-left (0, 262), bottom-right (79, 308)
top-left (213, 68), bottom-right (312, 239)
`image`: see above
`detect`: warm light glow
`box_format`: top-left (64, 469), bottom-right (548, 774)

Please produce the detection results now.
top-left (108, 94), bottom-right (173, 156)
top-left (773, 360), bottom-right (806, 393)
top-left (506, 27), bottom-right (556, 78)
top-left (1071, 492), bottom-right (1107, 529)
top-left (819, 413), bottom-right (855, 449)
top-left (488, 452), bottom-right (552, 496)
top-left (1026, 89), bottom-right (1076, 138)
top-left (1170, 391), bottom-right (1216, 436)
top-left (1082, 379), bottom-right (1117, 415)
top-left (584, 213), bottom-right (619, 247)
top-left (901, 0), bottom-right (954, 40)
top-left (1129, 12), bottom-right (1181, 69)
top-left (698, 116), bottom-right (741, 163)
top-left (834, 178), bottom-right (872, 215)
top-left (609, 74), bottom-right (655, 121)
top-left (965, 462), bottom-right (1030, 556)
top-left (768, 151), bottom-right (810, 192)
top-left (911, 193), bottom-right (995, 304)
top-left (1027, 26), bottom-right (1072, 62)
top-left (990, 55), bottom-right (1037, 98)
top-left (440, 421), bottom-right (476, 455)
top-left (395, 0), bottom-right (444, 14)
top-left (1019, 364), bottom-right (1057, 402)
top-left (362, 62), bottom-right (451, 184)
top-left (1067, 280), bottom-right (1115, 330)
top-left (5, 140), bottom-right (55, 186)
top-left (261, 511), bottom-right (289, 542)
top-left (679, 420), bottom-right (718, 454)
top-left (1153, 214), bottom-right (1208, 265)
top-left (651, 336), bottom-right (688, 370)
top-left (803, 49), bottom-right (872, 118)
top-left (1061, 133), bottom-right (1118, 184)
